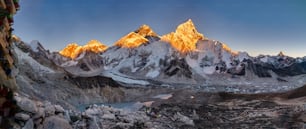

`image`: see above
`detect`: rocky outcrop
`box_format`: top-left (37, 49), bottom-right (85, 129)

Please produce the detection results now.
top-left (13, 95), bottom-right (72, 129)
top-left (246, 59), bottom-right (272, 77)
top-left (163, 58), bottom-right (192, 78)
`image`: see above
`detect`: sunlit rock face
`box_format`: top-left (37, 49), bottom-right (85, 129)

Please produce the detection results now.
top-left (161, 19), bottom-right (205, 53)
top-left (59, 40), bottom-right (107, 59)
top-left (134, 24), bottom-right (158, 37)
top-left (114, 32), bottom-right (149, 48)
top-left (114, 25), bottom-right (159, 48)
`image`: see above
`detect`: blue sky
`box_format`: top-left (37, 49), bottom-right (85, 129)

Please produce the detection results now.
top-left (13, 0), bottom-right (306, 57)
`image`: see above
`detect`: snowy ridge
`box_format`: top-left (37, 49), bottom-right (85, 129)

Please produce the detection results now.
top-left (14, 44), bottom-right (54, 73)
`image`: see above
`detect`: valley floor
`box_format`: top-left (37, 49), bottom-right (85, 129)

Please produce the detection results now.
top-left (7, 85), bottom-right (306, 129)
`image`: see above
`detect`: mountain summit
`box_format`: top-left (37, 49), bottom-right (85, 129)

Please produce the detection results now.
top-left (161, 19), bottom-right (205, 53)
top-left (134, 24), bottom-right (158, 37)
top-left (59, 40), bottom-right (107, 59)
top-left (114, 25), bottom-right (158, 48)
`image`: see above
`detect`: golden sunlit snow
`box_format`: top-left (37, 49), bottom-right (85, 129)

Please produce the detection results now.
top-left (59, 40), bottom-right (107, 59)
top-left (161, 19), bottom-right (205, 53)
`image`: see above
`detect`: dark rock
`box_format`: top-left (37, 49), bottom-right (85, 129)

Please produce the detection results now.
top-left (163, 58), bottom-right (192, 78)
top-left (68, 76), bottom-right (122, 89)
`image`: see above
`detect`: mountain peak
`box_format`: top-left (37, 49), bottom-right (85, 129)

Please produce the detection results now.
top-left (134, 24), bottom-right (158, 37)
top-left (278, 51), bottom-right (285, 57)
top-left (114, 24), bottom-right (159, 48)
top-left (114, 31), bottom-right (149, 48)
top-left (59, 40), bottom-right (107, 59)
top-left (161, 19), bottom-right (205, 53)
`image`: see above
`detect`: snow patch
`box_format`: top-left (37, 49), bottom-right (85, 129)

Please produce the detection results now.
top-left (102, 71), bottom-right (149, 85)
top-left (152, 94), bottom-right (172, 100)
top-left (145, 70), bottom-right (160, 78)
top-left (60, 60), bottom-right (78, 67)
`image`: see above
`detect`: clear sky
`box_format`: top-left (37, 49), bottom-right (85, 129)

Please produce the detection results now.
top-left (13, 0), bottom-right (306, 57)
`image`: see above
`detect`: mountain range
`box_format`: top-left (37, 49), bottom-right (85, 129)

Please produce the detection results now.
top-left (12, 19), bottom-right (306, 92)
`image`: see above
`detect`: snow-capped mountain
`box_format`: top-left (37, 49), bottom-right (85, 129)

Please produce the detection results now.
top-left (99, 19), bottom-right (251, 84)
top-left (50, 40), bottom-right (107, 77)
top-left (13, 19), bottom-right (306, 87)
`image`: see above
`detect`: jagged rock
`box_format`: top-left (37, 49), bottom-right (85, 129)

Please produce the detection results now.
top-left (15, 112), bottom-right (30, 121)
top-left (22, 119), bottom-right (34, 129)
top-left (42, 116), bottom-right (72, 129)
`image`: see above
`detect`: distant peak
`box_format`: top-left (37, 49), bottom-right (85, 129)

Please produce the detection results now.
top-left (161, 19), bottom-right (205, 53)
top-left (114, 24), bottom-right (158, 48)
top-left (134, 24), bottom-right (158, 37)
top-left (278, 51), bottom-right (285, 57)
top-left (114, 32), bottom-right (149, 48)
top-left (59, 40), bottom-right (107, 59)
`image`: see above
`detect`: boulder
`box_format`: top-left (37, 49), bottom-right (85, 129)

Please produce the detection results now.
top-left (15, 112), bottom-right (30, 121)
top-left (16, 97), bottom-right (38, 113)
top-left (101, 113), bottom-right (116, 120)
top-left (42, 116), bottom-right (72, 129)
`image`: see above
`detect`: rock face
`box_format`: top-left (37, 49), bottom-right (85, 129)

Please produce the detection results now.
top-left (114, 32), bottom-right (149, 48)
top-left (114, 24), bottom-right (160, 49)
top-left (67, 75), bottom-right (121, 89)
top-left (163, 58), bottom-right (193, 78)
